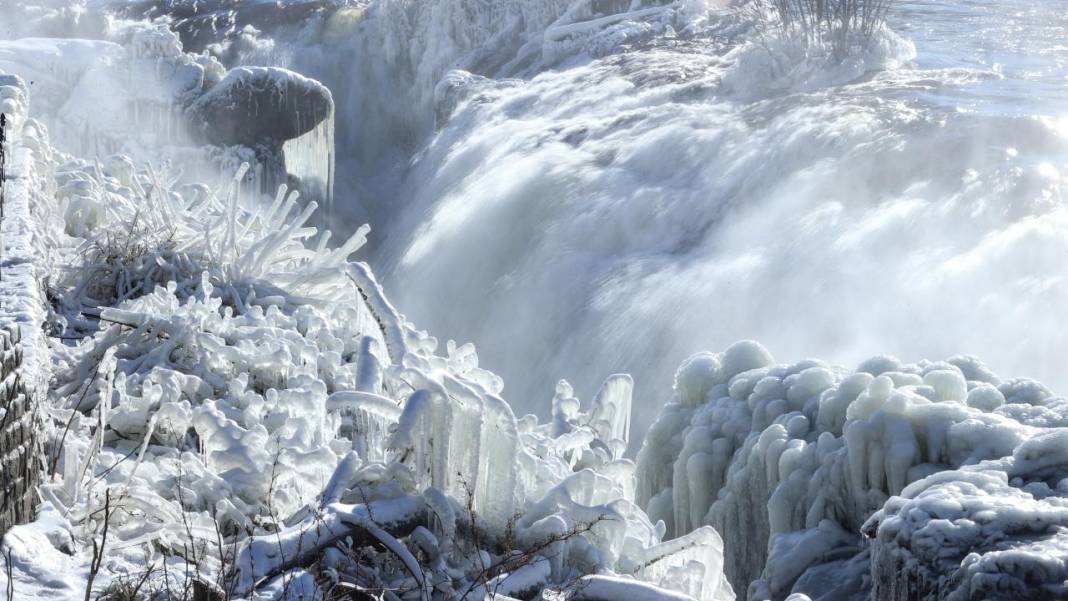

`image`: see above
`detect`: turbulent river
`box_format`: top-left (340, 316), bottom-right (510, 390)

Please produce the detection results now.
top-left (13, 0), bottom-right (1068, 436)
top-left (277, 0), bottom-right (1068, 434)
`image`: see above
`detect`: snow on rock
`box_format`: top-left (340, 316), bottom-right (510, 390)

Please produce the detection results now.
top-left (189, 66), bottom-right (333, 148)
top-left (866, 431), bottom-right (1068, 601)
top-left (636, 341), bottom-right (1068, 601)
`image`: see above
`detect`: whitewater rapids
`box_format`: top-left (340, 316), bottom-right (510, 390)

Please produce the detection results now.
top-left (220, 0), bottom-right (1068, 435)
top-left (7, 0), bottom-right (1068, 437)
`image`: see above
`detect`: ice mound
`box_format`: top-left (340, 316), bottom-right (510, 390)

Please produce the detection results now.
top-left (636, 341), bottom-right (1068, 600)
top-left (0, 21), bottom-right (336, 213)
top-left (0, 31), bottom-right (205, 156)
top-left (866, 432), bottom-right (1068, 601)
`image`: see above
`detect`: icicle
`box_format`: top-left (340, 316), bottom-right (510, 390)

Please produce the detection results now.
top-left (281, 107), bottom-right (335, 228)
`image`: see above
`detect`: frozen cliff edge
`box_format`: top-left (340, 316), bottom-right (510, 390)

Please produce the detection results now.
top-left (636, 340), bottom-right (1068, 601)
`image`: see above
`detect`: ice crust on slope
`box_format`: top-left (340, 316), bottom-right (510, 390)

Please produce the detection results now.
top-left (635, 340), bottom-right (1068, 601)
top-left (0, 62), bottom-right (732, 601)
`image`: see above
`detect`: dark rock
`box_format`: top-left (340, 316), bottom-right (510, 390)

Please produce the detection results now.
top-left (188, 66), bottom-right (333, 147)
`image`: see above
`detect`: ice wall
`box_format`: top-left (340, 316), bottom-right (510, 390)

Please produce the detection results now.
top-left (636, 341), bottom-right (1068, 600)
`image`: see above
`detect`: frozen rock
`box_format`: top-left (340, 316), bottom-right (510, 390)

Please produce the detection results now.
top-left (189, 66), bottom-right (334, 148)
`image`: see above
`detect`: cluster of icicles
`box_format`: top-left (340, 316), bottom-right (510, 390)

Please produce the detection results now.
top-left (634, 342), bottom-right (1068, 601)
top-left (38, 129), bottom-right (733, 600)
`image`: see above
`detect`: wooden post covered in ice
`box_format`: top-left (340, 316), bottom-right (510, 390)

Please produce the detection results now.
top-left (0, 112), bottom-right (5, 283)
top-left (0, 327), bottom-right (41, 535)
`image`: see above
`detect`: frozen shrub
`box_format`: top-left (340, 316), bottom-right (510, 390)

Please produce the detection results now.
top-left (757, 0), bottom-right (896, 61)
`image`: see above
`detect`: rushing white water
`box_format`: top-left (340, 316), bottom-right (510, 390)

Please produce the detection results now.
top-left (5, 2), bottom-right (1068, 599)
top-left (356, 0), bottom-right (1068, 434)
top-left (8, 0), bottom-right (1068, 439)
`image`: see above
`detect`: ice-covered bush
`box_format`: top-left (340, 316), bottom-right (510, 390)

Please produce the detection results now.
top-left (30, 144), bottom-right (736, 601)
top-left (754, 0), bottom-right (895, 61)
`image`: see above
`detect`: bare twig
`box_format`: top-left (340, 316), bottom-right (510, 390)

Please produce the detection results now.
top-left (85, 489), bottom-right (114, 601)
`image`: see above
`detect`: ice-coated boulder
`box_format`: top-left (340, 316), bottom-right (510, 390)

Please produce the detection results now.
top-left (188, 66), bottom-right (334, 147)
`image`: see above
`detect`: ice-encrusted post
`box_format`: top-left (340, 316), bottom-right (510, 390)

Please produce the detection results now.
top-left (0, 328), bottom-right (41, 535)
top-left (0, 112), bottom-right (5, 282)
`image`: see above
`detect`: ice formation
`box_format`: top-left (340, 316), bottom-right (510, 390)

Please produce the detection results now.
top-left (2, 1), bottom-right (1068, 600)
top-left (0, 20), bottom-right (335, 214)
top-left (634, 340), bottom-right (1068, 600)
top-left (0, 51), bottom-right (732, 600)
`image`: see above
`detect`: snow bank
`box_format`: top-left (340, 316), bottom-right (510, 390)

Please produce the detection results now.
top-left (637, 341), bottom-right (1068, 600)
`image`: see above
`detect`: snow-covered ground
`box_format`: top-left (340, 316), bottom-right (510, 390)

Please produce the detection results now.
top-left (1, 1), bottom-right (1068, 600)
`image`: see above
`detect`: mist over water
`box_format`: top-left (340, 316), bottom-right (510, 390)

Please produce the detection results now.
top-left (365, 0), bottom-right (1068, 433)
top-left (226, 0), bottom-right (1068, 435)
top-left (8, 0), bottom-right (1068, 438)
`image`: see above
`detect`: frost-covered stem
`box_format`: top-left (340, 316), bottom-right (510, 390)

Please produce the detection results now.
top-left (2, 540), bottom-right (13, 600)
top-left (51, 361), bottom-right (103, 474)
top-left (176, 462), bottom-right (203, 598)
top-left (84, 489), bottom-right (113, 601)
top-left (345, 263), bottom-right (408, 366)
top-left (266, 446), bottom-right (294, 600)
top-left (234, 496), bottom-right (425, 596)
top-left (459, 515), bottom-right (608, 601)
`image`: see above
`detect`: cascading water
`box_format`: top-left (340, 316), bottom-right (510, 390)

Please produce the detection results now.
top-left (4, 2), bottom-right (1068, 600)
top-left (201, 0), bottom-right (1068, 438)
top-left (357, 0), bottom-right (1068, 434)
top-left (8, 0), bottom-right (1068, 444)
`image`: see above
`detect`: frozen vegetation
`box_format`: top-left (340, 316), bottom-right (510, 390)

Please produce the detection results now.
top-left (0, 50), bottom-right (732, 601)
top-left (1, 0), bottom-right (1068, 600)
